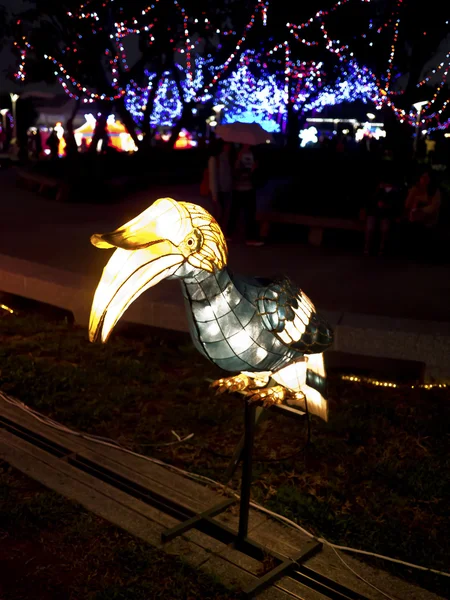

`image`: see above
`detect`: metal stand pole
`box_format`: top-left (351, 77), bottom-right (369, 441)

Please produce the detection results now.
top-left (157, 394), bottom-right (365, 599)
top-left (238, 400), bottom-right (256, 543)
top-left (223, 406), bottom-right (264, 485)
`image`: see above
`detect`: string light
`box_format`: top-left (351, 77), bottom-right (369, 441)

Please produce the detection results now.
top-left (125, 56), bottom-right (212, 127)
top-left (417, 51), bottom-right (450, 87)
top-left (341, 375), bottom-right (448, 390)
top-left (201, 1), bottom-right (267, 96)
top-left (13, 38), bottom-right (31, 81)
top-left (174, 0), bottom-right (192, 83)
top-left (384, 1), bottom-right (403, 93)
top-left (419, 59), bottom-right (450, 118)
top-left (11, 0), bottom-right (450, 132)
top-left (302, 60), bottom-right (379, 112)
top-left (0, 304), bottom-right (15, 314)
top-left (216, 53), bottom-right (287, 133)
top-left (287, 0), bottom-right (449, 130)
top-left (262, 1), bottom-right (268, 26)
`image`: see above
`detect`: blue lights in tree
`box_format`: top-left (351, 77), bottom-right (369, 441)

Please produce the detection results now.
top-left (125, 53), bottom-right (379, 131)
top-left (301, 61), bottom-right (378, 112)
top-left (124, 56), bottom-right (213, 128)
top-left (125, 73), bottom-right (183, 127)
top-left (216, 62), bottom-right (286, 133)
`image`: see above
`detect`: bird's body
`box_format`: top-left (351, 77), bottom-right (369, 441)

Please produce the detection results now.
top-left (89, 198), bottom-right (333, 420)
top-left (182, 267), bottom-right (297, 373)
top-left (181, 266), bottom-right (332, 374)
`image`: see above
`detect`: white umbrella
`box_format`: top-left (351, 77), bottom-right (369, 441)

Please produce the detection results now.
top-left (216, 122), bottom-right (274, 146)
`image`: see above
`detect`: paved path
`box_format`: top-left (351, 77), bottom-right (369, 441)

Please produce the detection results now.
top-left (1, 168), bottom-right (450, 378)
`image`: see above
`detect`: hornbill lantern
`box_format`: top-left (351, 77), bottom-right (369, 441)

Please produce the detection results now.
top-left (89, 198), bottom-right (333, 420)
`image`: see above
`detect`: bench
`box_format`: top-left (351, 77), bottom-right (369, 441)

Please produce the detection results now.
top-left (16, 169), bottom-right (68, 202)
top-left (257, 211), bottom-right (365, 246)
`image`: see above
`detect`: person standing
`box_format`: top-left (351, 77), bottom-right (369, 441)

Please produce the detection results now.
top-left (363, 177), bottom-right (403, 256)
top-left (46, 129), bottom-right (59, 159)
top-left (0, 128), bottom-right (6, 152)
top-left (227, 143), bottom-right (263, 246)
top-left (208, 140), bottom-right (233, 227)
top-left (425, 136), bottom-right (436, 164)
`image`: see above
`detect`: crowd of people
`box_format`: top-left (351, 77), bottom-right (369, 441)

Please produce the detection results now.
top-left (201, 138), bottom-right (447, 261)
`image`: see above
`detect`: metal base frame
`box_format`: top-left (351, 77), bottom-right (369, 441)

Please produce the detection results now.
top-left (161, 401), bottom-right (369, 599)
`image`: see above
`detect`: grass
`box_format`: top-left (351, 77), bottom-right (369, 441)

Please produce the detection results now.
top-left (0, 301), bottom-right (449, 597)
top-left (0, 461), bottom-right (240, 600)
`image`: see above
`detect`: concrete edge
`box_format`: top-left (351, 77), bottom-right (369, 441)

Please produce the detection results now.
top-left (1, 253), bottom-right (449, 379)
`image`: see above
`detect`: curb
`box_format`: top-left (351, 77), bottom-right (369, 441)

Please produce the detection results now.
top-left (1, 253), bottom-right (449, 380)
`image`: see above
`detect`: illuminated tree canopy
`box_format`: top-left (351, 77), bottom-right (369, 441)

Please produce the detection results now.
top-left (8, 0), bottom-right (450, 145)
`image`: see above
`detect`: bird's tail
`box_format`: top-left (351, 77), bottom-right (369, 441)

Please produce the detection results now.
top-left (305, 352), bottom-right (328, 422)
top-left (272, 354), bottom-right (328, 421)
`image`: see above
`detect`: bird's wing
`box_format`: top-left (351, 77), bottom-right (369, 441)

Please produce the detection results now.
top-left (256, 278), bottom-right (333, 354)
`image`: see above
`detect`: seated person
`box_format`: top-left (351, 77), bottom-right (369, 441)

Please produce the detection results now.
top-left (404, 169), bottom-right (441, 228)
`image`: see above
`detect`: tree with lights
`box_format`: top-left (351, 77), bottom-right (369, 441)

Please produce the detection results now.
top-left (257, 0), bottom-right (450, 142)
top-left (215, 52), bottom-right (291, 134)
top-left (308, 0), bottom-right (450, 135)
top-left (241, 1), bottom-right (381, 146)
top-left (12, 0), bottom-right (449, 151)
top-left (12, 0), bottom-right (268, 149)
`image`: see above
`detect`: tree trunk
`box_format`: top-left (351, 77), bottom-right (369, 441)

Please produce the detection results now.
top-left (64, 98), bottom-right (81, 159)
top-left (115, 97), bottom-right (141, 149)
top-left (141, 69), bottom-right (164, 147)
top-left (168, 65), bottom-right (191, 148)
top-left (89, 111), bottom-right (109, 153)
top-left (383, 105), bottom-right (413, 161)
top-left (286, 100), bottom-right (300, 149)
top-left (168, 103), bottom-right (191, 148)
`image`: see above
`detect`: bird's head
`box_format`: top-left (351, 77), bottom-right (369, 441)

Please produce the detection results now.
top-left (89, 198), bottom-right (227, 343)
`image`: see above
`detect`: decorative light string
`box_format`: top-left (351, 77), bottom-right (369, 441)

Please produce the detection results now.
top-left (384, 4), bottom-right (403, 93)
top-left (287, 0), bottom-right (449, 129)
top-left (289, 29), bottom-right (319, 47)
top-left (262, 1), bottom-right (268, 26)
top-left (174, 0), bottom-right (193, 83)
top-left (420, 59), bottom-right (450, 117)
top-left (341, 375), bottom-right (448, 390)
top-left (44, 52), bottom-right (126, 102)
top-left (216, 59), bottom-right (287, 133)
top-left (417, 51), bottom-right (450, 87)
top-left (0, 304), bottom-right (15, 314)
top-left (200, 1), bottom-right (266, 97)
top-left (287, 0), bottom-right (354, 48)
top-left (13, 41), bottom-right (29, 81)
top-left (384, 0), bottom-right (404, 81)
top-left (11, 0), bottom-right (450, 130)
top-left (426, 116), bottom-right (450, 132)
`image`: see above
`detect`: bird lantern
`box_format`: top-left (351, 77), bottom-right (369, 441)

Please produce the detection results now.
top-left (89, 199), bottom-right (333, 420)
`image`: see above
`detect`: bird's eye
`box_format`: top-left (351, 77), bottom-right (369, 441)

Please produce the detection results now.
top-left (183, 228), bottom-right (202, 252)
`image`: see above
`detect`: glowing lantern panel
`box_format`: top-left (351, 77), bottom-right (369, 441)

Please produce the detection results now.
top-left (89, 199), bottom-right (333, 421)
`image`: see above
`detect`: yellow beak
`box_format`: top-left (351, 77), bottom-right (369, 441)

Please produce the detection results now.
top-left (89, 198), bottom-right (192, 343)
top-left (89, 241), bottom-right (184, 343)
top-left (89, 240), bottom-right (185, 343)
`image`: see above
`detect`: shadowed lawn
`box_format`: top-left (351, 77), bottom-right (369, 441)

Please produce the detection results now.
top-left (0, 462), bottom-right (240, 600)
top-left (0, 304), bottom-right (449, 597)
